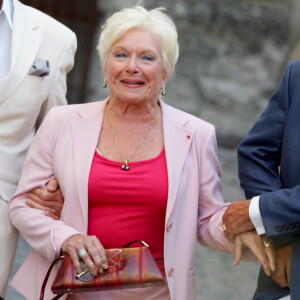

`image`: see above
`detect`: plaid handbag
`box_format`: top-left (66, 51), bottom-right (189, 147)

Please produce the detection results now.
top-left (40, 240), bottom-right (165, 300)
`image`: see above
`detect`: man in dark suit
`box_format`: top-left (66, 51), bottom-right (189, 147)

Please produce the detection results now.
top-left (222, 61), bottom-right (300, 299)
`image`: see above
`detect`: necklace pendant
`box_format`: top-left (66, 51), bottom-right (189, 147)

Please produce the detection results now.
top-left (121, 161), bottom-right (130, 171)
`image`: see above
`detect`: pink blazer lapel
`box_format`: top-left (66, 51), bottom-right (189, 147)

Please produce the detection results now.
top-left (71, 98), bottom-right (193, 226)
top-left (160, 100), bottom-right (193, 221)
top-left (71, 100), bottom-right (108, 226)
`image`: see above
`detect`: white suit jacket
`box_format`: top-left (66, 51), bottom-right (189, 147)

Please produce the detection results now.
top-left (9, 99), bottom-right (254, 300)
top-left (0, 0), bottom-right (76, 202)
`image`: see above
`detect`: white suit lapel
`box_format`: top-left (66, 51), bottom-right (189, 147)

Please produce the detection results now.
top-left (71, 101), bottom-right (107, 226)
top-left (160, 100), bottom-right (193, 221)
top-left (0, 0), bottom-right (42, 104)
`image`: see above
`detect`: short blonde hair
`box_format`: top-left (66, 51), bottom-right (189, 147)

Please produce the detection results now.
top-left (97, 5), bottom-right (179, 76)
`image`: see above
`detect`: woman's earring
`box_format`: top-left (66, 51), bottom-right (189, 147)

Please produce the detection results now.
top-left (102, 79), bottom-right (107, 88)
top-left (161, 86), bottom-right (166, 96)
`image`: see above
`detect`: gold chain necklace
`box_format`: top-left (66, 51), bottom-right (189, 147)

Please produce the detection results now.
top-left (105, 106), bottom-right (160, 171)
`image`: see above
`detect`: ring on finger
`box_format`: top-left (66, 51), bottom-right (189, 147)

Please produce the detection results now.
top-left (262, 240), bottom-right (273, 248)
top-left (78, 248), bottom-right (88, 259)
top-left (51, 208), bottom-right (56, 214)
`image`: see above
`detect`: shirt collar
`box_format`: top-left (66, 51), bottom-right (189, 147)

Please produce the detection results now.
top-left (1, 0), bottom-right (13, 30)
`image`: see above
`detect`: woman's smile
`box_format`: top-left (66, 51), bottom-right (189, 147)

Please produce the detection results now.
top-left (120, 78), bottom-right (145, 87)
top-left (105, 27), bottom-right (167, 106)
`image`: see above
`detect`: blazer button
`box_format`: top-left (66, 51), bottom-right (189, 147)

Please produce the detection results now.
top-left (276, 226), bottom-right (282, 232)
top-left (166, 223), bottom-right (173, 232)
top-left (283, 224), bottom-right (288, 231)
top-left (289, 224), bottom-right (295, 229)
top-left (168, 267), bottom-right (174, 277)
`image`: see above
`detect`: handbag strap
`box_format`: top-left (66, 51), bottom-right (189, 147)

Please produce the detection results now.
top-left (40, 255), bottom-right (64, 300)
top-left (122, 240), bottom-right (149, 248)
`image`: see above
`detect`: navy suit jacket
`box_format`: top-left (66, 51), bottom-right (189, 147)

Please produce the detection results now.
top-left (238, 60), bottom-right (300, 300)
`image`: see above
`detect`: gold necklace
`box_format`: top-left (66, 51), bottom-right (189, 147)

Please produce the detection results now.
top-left (105, 106), bottom-right (160, 171)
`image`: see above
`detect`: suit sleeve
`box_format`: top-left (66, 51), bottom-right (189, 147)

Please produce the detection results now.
top-left (9, 108), bottom-right (82, 262)
top-left (238, 62), bottom-right (300, 238)
top-left (35, 31), bottom-right (77, 129)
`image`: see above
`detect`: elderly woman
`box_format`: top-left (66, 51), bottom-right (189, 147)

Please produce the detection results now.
top-left (9, 5), bottom-right (272, 300)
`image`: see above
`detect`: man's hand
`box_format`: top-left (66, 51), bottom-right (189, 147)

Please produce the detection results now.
top-left (223, 200), bottom-right (254, 241)
top-left (26, 179), bottom-right (64, 220)
top-left (271, 243), bottom-right (292, 288)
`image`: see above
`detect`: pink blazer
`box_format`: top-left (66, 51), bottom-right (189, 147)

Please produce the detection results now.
top-left (9, 98), bottom-right (253, 300)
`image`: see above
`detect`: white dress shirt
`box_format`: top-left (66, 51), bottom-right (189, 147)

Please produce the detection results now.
top-left (249, 196), bottom-right (291, 300)
top-left (0, 0), bottom-right (13, 83)
top-left (249, 196), bottom-right (266, 234)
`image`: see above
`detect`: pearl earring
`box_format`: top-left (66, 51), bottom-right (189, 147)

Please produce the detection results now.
top-left (102, 79), bottom-right (107, 88)
top-left (161, 86), bottom-right (166, 96)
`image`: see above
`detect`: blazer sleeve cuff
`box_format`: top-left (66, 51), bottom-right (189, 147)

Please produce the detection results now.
top-left (51, 225), bottom-right (83, 257)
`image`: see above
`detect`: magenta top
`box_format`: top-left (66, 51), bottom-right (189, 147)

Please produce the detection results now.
top-left (88, 148), bottom-right (168, 274)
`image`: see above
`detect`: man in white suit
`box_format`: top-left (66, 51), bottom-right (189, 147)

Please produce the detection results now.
top-left (0, 0), bottom-right (76, 298)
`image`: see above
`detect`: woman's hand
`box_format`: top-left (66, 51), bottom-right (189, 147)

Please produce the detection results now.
top-left (234, 230), bottom-right (275, 276)
top-left (26, 179), bottom-right (64, 220)
top-left (62, 234), bottom-right (108, 276)
top-left (260, 234), bottom-right (276, 275)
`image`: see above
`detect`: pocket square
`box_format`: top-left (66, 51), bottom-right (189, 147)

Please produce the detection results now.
top-left (28, 58), bottom-right (50, 77)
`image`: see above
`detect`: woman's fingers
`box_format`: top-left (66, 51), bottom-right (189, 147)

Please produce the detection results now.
top-left (235, 231), bottom-right (271, 276)
top-left (233, 236), bottom-right (243, 266)
top-left (264, 245), bottom-right (276, 272)
top-left (233, 231), bottom-right (277, 277)
top-left (61, 234), bottom-right (107, 276)
top-left (91, 236), bottom-right (108, 270)
top-left (254, 247), bottom-right (271, 277)
top-left (80, 253), bottom-right (98, 276)
top-left (250, 240), bottom-right (270, 276)
top-left (67, 244), bottom-right (83, 274)
top-left (260, 235), bottom-right (276, 272)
